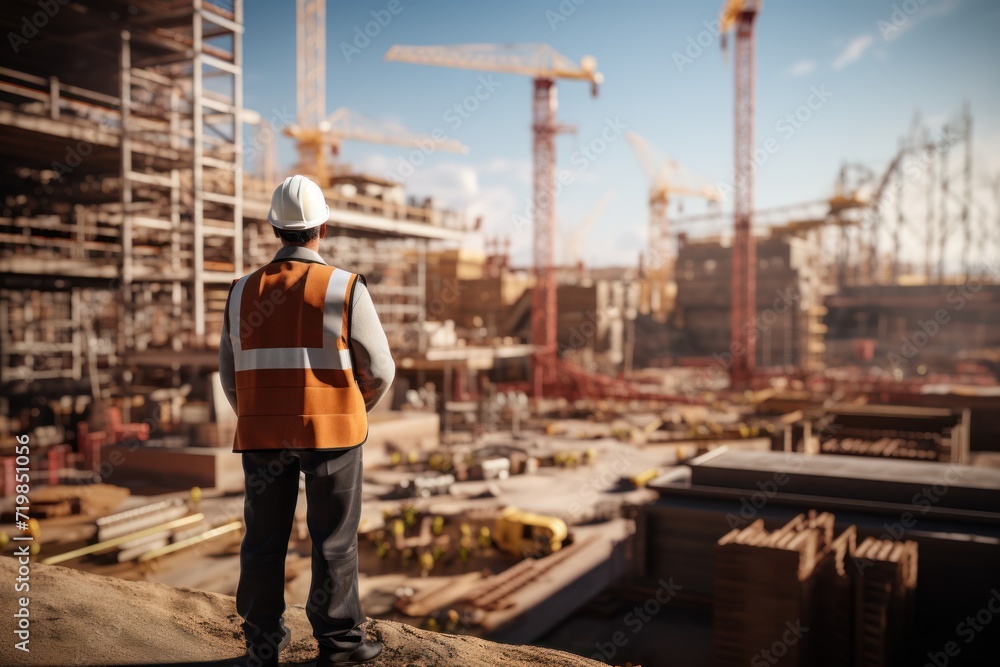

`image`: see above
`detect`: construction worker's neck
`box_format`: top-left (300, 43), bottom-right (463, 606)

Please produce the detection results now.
top-left (282, 239), bottom-right (321, 252)
top-left (275, 223), bottom-right (326, 253)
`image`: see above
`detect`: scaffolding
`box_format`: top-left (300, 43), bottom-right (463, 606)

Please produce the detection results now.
top-left (0, 0), bottom-right (244, 395)
top-left (669, 104), bottom-right (985, 289)
top-left (118, 1), bottom-right (244, 350)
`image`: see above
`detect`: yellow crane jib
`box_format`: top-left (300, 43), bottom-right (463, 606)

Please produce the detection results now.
top-left (385, 43), bottom-right (603, 96)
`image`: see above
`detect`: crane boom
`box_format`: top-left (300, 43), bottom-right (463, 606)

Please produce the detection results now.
top-left (626, 132), bottom-right (721, 200)
top-left (625, 132), bottom-right (664, 183)
top-left (321, 107), bottom-right (468, 154)
top-left (385, 43), bottom-right (603, 87)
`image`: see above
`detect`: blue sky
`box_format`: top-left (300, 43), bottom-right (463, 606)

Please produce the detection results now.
top-left (243, 0), bottom-right (1000, 268)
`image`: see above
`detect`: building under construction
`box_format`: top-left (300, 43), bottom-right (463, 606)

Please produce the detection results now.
top-left (0, 0), bottom-right (491, 424)
top-left (1, 2), bottom-right (999, 667)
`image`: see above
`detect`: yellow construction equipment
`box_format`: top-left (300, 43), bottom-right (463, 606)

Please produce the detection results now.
top-left (493, 506), bottom-right (568, 557)
top-left (628, 467), bottom-right (662, 488)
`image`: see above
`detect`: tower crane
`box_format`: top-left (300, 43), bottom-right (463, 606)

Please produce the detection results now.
top-left (626, 131), bottom-right (721, 321)
top-left (385, 43), bottom-right (603, 397)
top-left (720, 0), bottom-right (761, 387)
top-left (287, 0), bottom-right (467, 187)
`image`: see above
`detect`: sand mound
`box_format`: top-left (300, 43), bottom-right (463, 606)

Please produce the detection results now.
top-left (0, 556), bottom-right (603, 666)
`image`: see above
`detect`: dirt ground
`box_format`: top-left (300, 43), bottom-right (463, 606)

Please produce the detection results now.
top-left (0, 556), bottom-right (606, 666)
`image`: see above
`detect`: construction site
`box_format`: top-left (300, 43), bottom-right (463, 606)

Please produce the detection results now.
top-left (1, 1), bottom-right (999, 666)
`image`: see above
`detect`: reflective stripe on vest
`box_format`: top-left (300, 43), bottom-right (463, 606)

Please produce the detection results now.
top-left (228, 261), bottom-right (368, 451)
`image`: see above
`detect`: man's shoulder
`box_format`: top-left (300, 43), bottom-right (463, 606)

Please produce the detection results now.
top-left (323, 264), bottom-right (366, 289)
top-left (230, 264), bottom-right (262, 289)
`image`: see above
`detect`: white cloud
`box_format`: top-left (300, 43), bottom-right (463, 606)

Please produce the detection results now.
top-left (408, 163), bottom-right (480, 205)
top-left (832, 34), bottom-right (874, 70)
top-left (788, 59), bottom-right (816, 77)
top-left (879, 0), bottom-right (961, 42)
top-left (358, 154), bottom-right (479, 202)
top-left (357, 153), bottom-right (528, 256)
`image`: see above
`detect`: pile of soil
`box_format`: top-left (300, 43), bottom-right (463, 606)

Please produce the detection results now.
top-left (0, 556), bottom-right (604, 666)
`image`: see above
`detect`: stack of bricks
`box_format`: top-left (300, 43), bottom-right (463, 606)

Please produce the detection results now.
top-left (76, 406), bottom-right (151, 473)
top-left (713, 512), bottom-right (917, 667)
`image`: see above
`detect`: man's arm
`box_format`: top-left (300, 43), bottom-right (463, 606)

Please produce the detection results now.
top-left (349, 281), bottom-right (395, 412)
top-left (219, 291), bottom-right (238, 413)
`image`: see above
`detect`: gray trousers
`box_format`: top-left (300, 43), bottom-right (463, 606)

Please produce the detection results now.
top-left (237, 446), bottom-right (365, 651)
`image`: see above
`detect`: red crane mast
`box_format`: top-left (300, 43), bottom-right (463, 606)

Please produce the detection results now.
top-left (722, 0), bottom-right (761, 387)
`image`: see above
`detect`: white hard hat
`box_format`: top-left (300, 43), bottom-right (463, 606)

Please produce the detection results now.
top-left (267, 175), bottom-right (330, 230)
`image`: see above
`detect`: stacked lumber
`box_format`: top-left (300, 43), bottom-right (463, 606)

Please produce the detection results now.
top-left (713, 513), bottom-right (918, 667)
top-left (820, 437), bottom-right (942, 461)
top-left (714, 513), bottom-right (834, 666)
top-left (25, 483), bottom-right (130, 519)
top-left (814, 526), bottom-right (856, 667)
top-left (852, 537), bottom-right (918, 667)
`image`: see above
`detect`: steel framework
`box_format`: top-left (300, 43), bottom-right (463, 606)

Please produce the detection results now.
top-left (293, 0), bottom-right (326, 178)
top-left (531, 79), bottom-right (558, 395)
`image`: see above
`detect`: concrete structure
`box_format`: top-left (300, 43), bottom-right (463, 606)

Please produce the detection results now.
top-left (824, 283), bottom-right (1000, 376)
top-left (671, 233), bottom-right (830, 372)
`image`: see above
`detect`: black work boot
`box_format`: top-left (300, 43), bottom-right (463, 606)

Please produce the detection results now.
top-left (245, 625), bottom-right (291, 667)
top-left (317, 640), bottom-right (383, 665)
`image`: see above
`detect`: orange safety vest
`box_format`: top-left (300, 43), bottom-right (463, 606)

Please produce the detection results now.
top-left (226, 259), bottom-right (368, 451)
